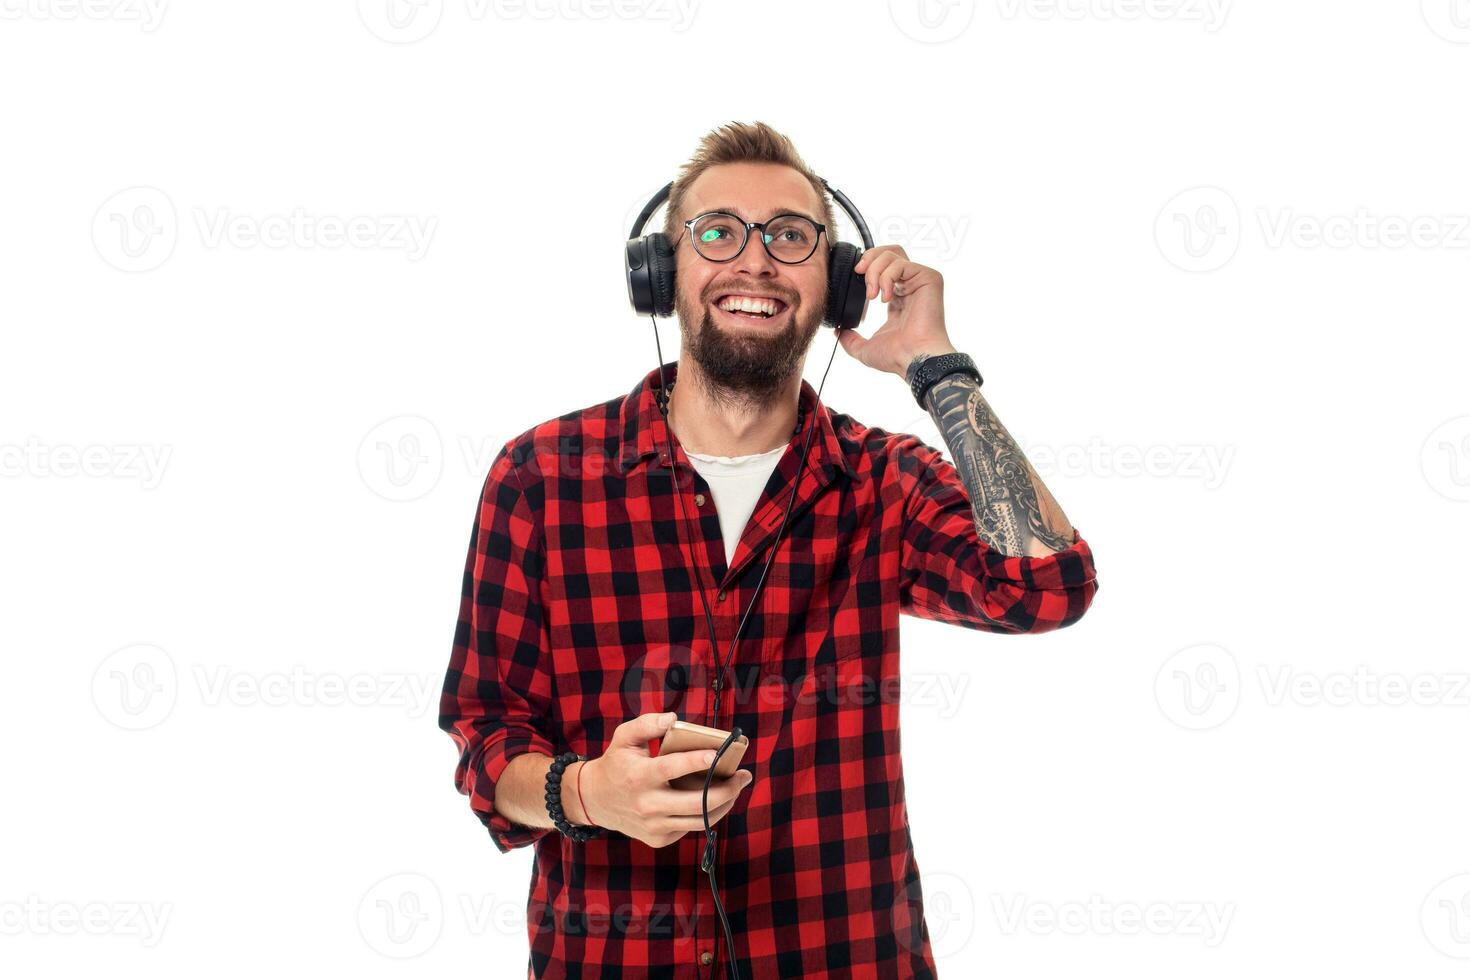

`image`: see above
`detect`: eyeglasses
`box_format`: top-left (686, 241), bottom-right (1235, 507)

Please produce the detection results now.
top-left (683, 211), bottom-right (826, 265)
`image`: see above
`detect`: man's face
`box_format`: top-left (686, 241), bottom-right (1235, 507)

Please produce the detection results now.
top-left (672, 161), bottom-right (829, 400)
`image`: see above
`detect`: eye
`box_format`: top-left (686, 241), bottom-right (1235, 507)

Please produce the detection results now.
top-left (765, 216), bottom-right (815, 245)
top-left (694, 215), bottom-right (740, 243)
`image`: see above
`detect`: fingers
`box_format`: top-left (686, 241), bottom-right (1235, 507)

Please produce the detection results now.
top-left (855, 245), bottom-right (910, 302)
top-left (868, 255), bottom-right (914, 303)
top-left (704, 794), bottom-right (738, 823)
top-left (611, 710), bottom-right (677, 749)
top-left (860, 251), bottom-right (900, 301)
top-left (853, 244), bottom-right (907, 275)
top-left (629, 773), bottom-right (753, 848)
top-left (659, 808), bottom-right (736, 835)
top-left (658, 770), bottom-right (754, 817)
top-left (642, 812), bottom-right (737, 847)
top-left (853, 245), bottom-right (945, 304)
top-left (654, 746), bottom-right (725, 782)
top-left (878, 259), bottom-right (921, 303)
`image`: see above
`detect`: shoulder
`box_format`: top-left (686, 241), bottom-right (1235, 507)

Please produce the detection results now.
top-left (826, 404), bottom-right (948, 485)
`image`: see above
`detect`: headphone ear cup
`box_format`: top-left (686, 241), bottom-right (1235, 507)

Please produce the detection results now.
top-left (625, 233), bottom-right (678, 317)
top-left (626, 237), bottom-right (652, 315)
top-left (645, 233), bottom-right (677, 318)
top-left (825, 241), bottom-right (868, 330)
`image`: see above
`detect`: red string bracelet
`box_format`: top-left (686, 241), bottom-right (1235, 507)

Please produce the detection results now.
top-left (577, 759), bottom-right (597, 828)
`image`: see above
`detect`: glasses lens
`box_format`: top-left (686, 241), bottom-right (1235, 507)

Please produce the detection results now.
top-left (762, 214), bottom-right (820, 263)
top-left (689, 213), bottom-right (745, 260)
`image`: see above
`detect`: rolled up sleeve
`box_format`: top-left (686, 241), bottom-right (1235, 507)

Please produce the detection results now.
top-left (439, 442), bottom-right (558, 852)
top-left (896, 437), bottom-right (1098, 633)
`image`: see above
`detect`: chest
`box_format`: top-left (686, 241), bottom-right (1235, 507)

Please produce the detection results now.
top-left (539, 466), bottom-right (897, 732)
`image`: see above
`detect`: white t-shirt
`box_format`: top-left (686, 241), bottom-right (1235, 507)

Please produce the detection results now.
top-left (683, 443), bottom-right (788, 568)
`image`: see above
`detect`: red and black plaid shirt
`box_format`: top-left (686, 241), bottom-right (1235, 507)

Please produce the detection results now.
top-left (440, 360), bottom-right (1099, 979)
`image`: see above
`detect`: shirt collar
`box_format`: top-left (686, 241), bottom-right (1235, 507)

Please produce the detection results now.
top-left (617, 360), bottom-right (855, 481)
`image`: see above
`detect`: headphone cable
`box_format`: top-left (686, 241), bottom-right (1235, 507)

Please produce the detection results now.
top-left (652, 314), bottom-right (844, 980)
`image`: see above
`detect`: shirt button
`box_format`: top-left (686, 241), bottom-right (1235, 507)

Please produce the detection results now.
top-left (700, 951), bottom-right (713, 965)
top-left (716, 590), bottom-right (726, 602)
top-left (694, 493), bottom-right (705, 506)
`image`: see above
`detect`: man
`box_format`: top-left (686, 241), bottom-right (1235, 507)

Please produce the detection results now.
top-left (440, 121), bottom-right (1099, 979)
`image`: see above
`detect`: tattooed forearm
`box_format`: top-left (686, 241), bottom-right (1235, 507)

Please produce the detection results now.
top-left (909, 356), bottom-right (1075, 557)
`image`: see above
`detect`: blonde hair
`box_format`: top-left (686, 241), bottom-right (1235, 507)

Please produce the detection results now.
top-left (662, 120), bottom-right (837, 246)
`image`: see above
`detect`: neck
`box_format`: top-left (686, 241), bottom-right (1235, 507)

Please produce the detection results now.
top-left (665, 358), bottom-right (803, 457)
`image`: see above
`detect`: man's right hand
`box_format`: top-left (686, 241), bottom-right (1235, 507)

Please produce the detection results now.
top-left (573, 711), bottom-right (753, 849)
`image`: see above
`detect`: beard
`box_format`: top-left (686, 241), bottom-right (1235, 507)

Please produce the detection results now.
top-left (674, 280), bottom-right (825, 406)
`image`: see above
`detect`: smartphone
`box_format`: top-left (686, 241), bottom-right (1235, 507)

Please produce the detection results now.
top-left (656, 719), bottom-right (749, 792)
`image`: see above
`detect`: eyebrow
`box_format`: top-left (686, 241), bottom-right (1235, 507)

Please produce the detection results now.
top-left (696, 206), bottom-right (821, 225)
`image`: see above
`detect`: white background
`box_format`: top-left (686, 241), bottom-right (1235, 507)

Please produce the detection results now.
top-left (3, 0), bottom-right (1469, 976)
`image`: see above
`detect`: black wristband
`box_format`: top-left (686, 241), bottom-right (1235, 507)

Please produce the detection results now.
top-left (908, 352), bottom-right (982, 408)
top-left (544, 752), bottom-right (603, 842)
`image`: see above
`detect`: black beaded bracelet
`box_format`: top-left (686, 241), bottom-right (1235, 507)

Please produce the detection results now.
top-left (544, 752), bottom-right (603, 843)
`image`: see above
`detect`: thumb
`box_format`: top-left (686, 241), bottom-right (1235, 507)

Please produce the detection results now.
top-left (611, 710), bottom-right (677, 749)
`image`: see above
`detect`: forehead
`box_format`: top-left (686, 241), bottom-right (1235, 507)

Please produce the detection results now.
top-left (682, 161), bottom-right (825, 221)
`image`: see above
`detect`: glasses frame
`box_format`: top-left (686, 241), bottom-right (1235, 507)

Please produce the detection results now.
top-left (682, 211), bottom-right (828, 265)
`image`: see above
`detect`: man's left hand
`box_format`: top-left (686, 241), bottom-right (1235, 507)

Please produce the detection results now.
top-left (838, 244), bottom-right (957, 378)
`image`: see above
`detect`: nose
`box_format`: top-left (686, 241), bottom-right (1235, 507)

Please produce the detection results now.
top-left (729, 221), bottom-right (778, 277)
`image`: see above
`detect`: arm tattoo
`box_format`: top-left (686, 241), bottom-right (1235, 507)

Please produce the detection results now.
top-left (908, 354), bottom-right (1075, 557)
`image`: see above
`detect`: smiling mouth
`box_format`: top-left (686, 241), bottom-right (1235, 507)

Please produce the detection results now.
top-left (711, 293), bottom-right (790, 321)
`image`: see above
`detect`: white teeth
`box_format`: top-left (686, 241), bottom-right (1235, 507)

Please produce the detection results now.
top-left (717, 295), bottom-right (780, 317)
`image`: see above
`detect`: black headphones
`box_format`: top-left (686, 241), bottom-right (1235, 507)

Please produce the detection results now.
top-left (625, 177), bottom-right (876, 331)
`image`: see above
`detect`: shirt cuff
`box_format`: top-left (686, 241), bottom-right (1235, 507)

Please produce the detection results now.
top-left (980, 527), bottom-right (1097, 593)
top-left (476, 728), bottom-right (558, 853)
